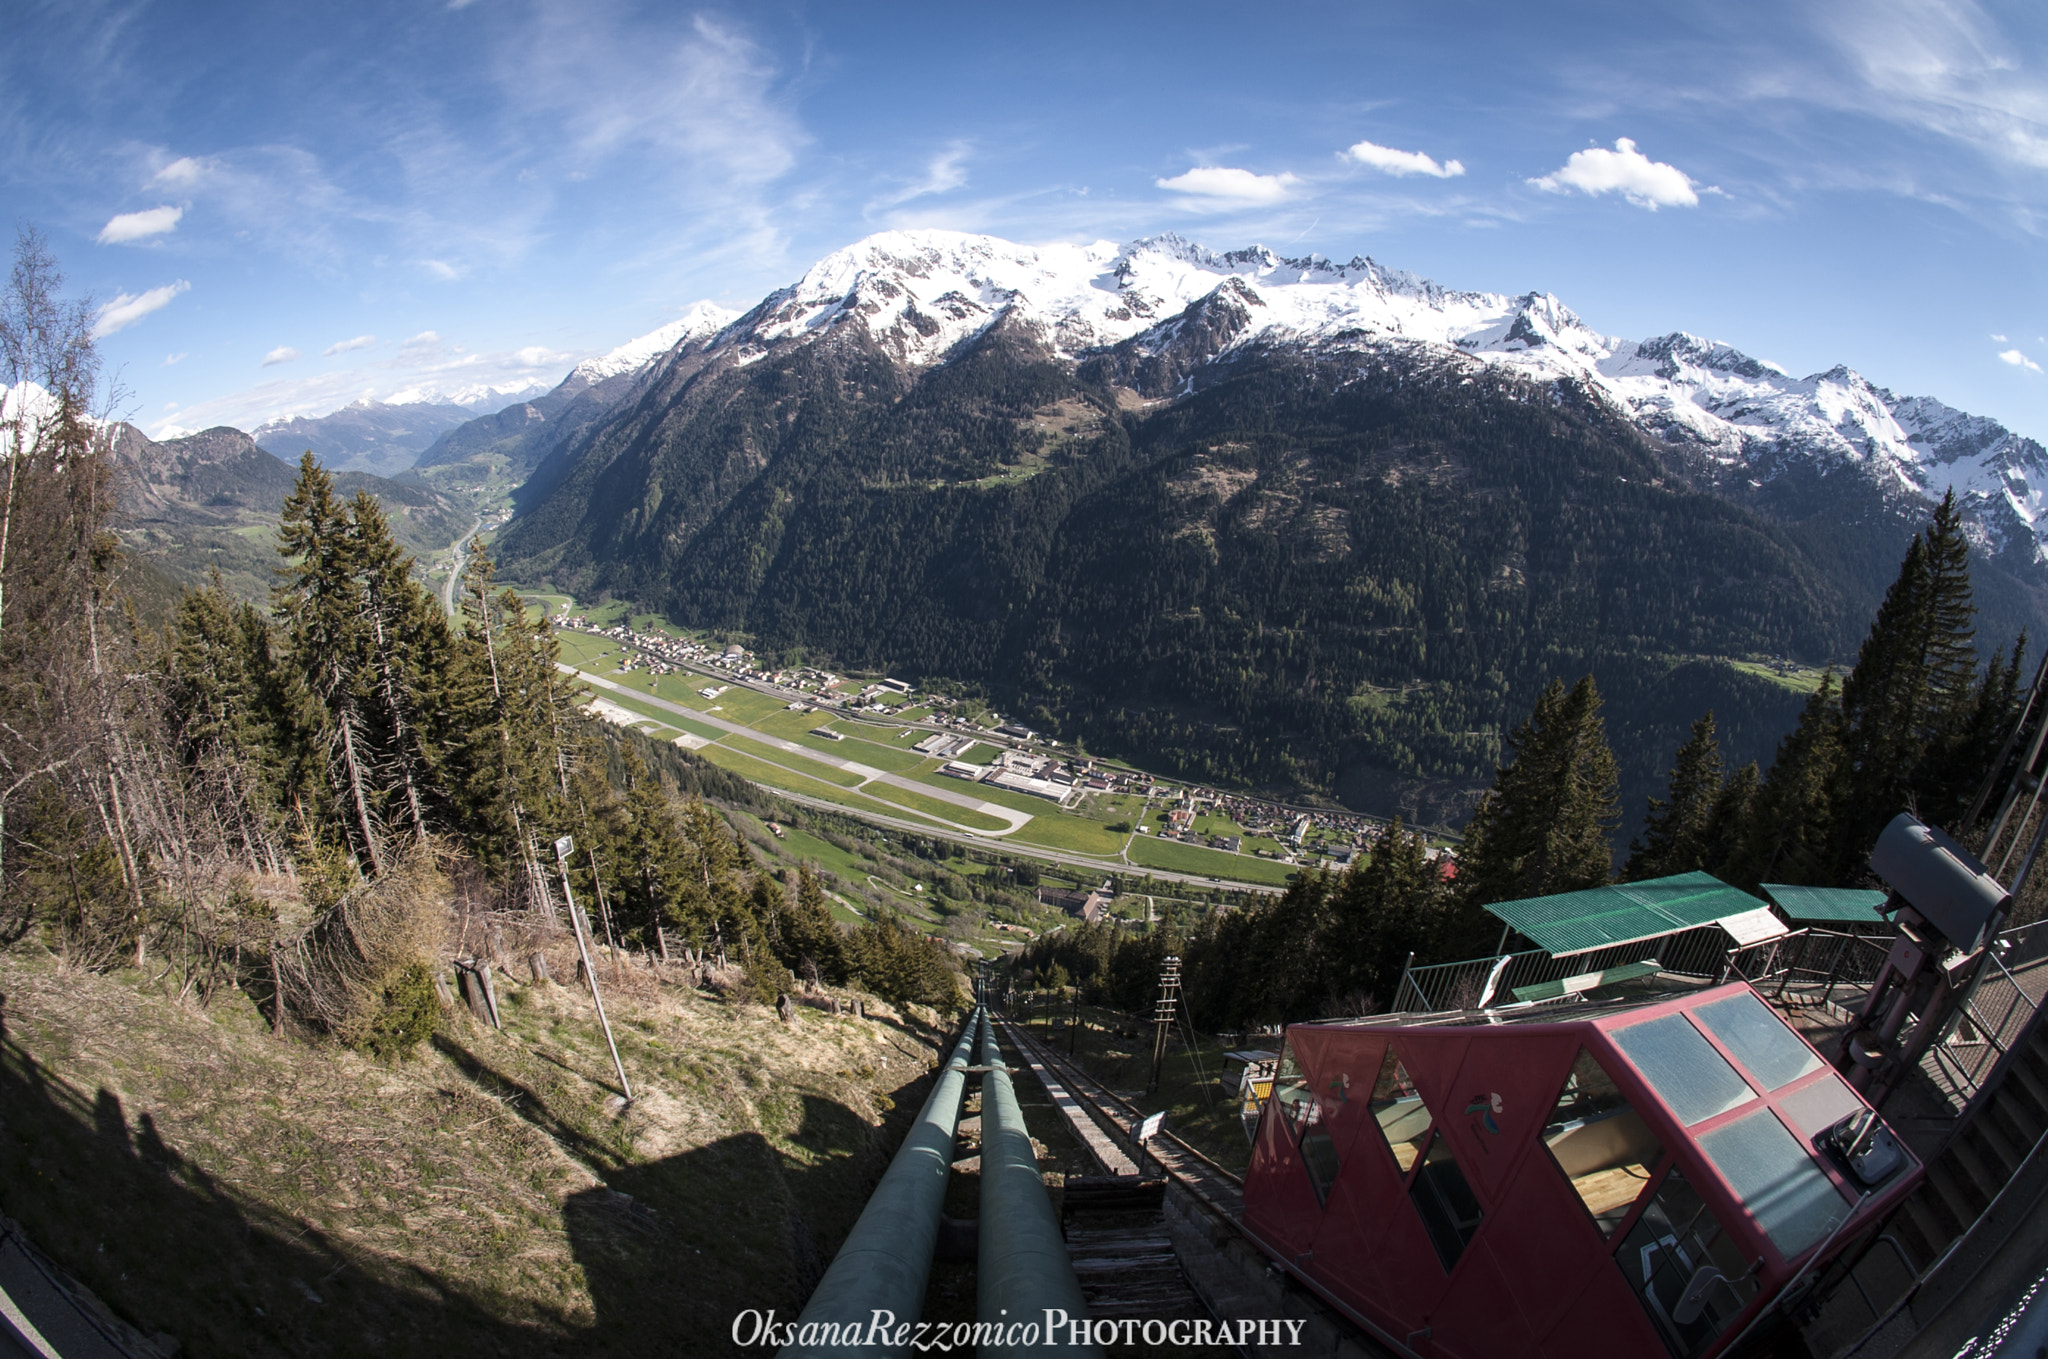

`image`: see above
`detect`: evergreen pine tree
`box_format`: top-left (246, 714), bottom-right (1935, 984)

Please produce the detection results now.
top-left (1701, 760), bottom-right (1760, 877)
top-left (774, 863), bottom-right (849, 984)
top-left (349, 491), bottom-right (453, 845)
top-left (1837, 492), bottom-right (1985, 867)
top-left (275, 454), bottom-right (386, 874)
top-left (604, 749), bottom-right (687, 950)
top-left (1325, 818), bottom-right (1445, 1011)
top-left (165, 572), bottom-right (292, 868)
top-left (1244, 869), bottom-right (1337, 1021)
top-left (1728, 674), bottom-right (1845, 888)
top-left (1455, 675), bottom-right (1619, 926)
top-left (1625, 712), bottom-right (1724, 881)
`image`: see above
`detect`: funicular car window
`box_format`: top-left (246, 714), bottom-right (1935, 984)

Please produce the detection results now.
top-left (1410, 1134), bottom-right (1483, 1271)
top-left (1695, 991), bottom-right (1823, 1092)
top-left (1616, 1167), bottom-right (1759, 1358)
top-left (1612, 1013), bottom-right (1755, 1126)
top-left (1271, 1041), bottom-right (1314, 1138)
top-left (1367, 1045), bottom-right (1435, 1175)
top-left (1543, 1048), bottom-right (1665, 1238)
top-left (1696, 1106), bottom-right (1850, 1258)
top-left (1298, 1065), bottom-right (1356, 1207)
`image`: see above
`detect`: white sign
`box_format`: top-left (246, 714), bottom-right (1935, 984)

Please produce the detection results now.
top-left (554, 835), bottom-right (575, 858)
top-left (1136, 1111), bottom-right (1166, 1143)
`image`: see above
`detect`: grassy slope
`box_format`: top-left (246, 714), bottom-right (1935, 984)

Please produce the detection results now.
top-left (0, 948), bottom-right (950, 1358)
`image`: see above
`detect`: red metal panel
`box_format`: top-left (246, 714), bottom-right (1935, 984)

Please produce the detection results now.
top-left (1242, 1032), bottom-right (1327, 1260)
top-left (1242, 1099), bottom-right (1323, 1260)
top-left (1535, 1254), bottom-right (1671, 1359)
top-left (1425, 1236), bottom-right (1536, 1359)
top-left (1480, 1136), bottom-right (1614, 1344)
top-left (1302, 1119), bottom-right (1448, 1338)
top-left (1395, 1032), bottom-right (1474, 1122)
top-left (1302, 1032), bottom-right (1388, 1177)
top-left (1437, 1033), bottom-right (1580, 1204)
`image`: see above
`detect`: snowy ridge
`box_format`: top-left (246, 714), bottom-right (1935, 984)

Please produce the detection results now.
top-left (572, 301), bottom-right (740, 382)
top-left (679, 228), bottom-right (2048, 563)
top-left (379, 379), bottom-right (556, 410)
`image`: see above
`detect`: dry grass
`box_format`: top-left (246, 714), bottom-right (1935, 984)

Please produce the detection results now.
top-left (0, 938), bottom-right (950, 1357)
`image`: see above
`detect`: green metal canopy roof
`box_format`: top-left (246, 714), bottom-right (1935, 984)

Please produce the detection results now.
top-left (1761, 883), bottom-right (1891, 925)
top-left (1483, 872), bottom-right (1771, 957)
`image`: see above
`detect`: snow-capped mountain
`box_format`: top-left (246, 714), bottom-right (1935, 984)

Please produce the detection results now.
top-left (380, 379), bottom-right (557, 410)
top-left (668, 229), bottom-right (2048, 564)
top-left (572, 301), bottom-right (740, 383)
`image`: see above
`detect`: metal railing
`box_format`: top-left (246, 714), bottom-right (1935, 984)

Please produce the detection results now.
top-left (1725, 922), bottom-right (2048, 1112)
top-left (1723, 929), bottom-right (1890, 1012)
top-left (1393, 925), bottom-right (1734, 1014)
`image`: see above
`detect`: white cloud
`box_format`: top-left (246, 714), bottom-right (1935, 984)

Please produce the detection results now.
top-left (1344, 139), bottom-right (1464, 178)
top-left (512, 346), bottom-right (564, 366)
top-left (505, 12), bottom-right (805, 186)
top-left (1529, 138), bottom-right (1702, 209)
top-left (323, 335), bottom-right (377, 356)
top-left (262, 346), bottom-right (302, 367)
top-left (96, 205), bottom-right (184, 244)
top-left (163, 352), bottom-right (187, 366)
top-left (1992, 332), bottom-right (2010, 341)
top-left (421, 259), bottom-right (460, 280)
top-left (149, 157), bottom-right (211, 189)
top-left (1999, 348), bottom-right (2042, 372)
top-left (1824, 0), bottom-right (2048, 172)
top-left (1155, 166), bottom-right (1300, 206)
top-left (869, 142), bottom-right (971, 211)
top-left (402, 331), bottom-right (442, 351)
top-left (92, 280), bottom-right (191, 336)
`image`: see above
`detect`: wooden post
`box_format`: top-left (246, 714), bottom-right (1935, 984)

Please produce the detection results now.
top-left (554, 835), bottom-right (632, 1101)
top-left (455, 960), bottom-right (499, 1028)
top-left (530, 951), bottom-right (552, 984)
top-left (271, 943), bottom-right (285, 1037)
top-left (478, 962), bottom-right (501, 1029)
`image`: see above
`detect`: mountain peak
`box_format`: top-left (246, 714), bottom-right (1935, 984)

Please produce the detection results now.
top-left (572, 302), bottom-right (741, 383)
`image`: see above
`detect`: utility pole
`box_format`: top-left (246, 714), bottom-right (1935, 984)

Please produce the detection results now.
top-left (554, 835), bottom-right (632, 1102)
top-left (1148, 955), bottom-right (1181, 1094)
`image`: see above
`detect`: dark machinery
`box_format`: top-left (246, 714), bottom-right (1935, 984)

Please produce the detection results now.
top-left (1837, 814), bottom-right (2011, 1102)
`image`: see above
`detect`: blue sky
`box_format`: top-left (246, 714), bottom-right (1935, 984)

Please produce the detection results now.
top-left (7, 0), bottom-right (2048, 442)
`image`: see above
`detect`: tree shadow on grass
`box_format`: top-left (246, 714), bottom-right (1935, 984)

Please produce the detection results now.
top-left (431, 1032), bottom-right (625, 1171)
top-left (566, 1091), bottom-right (922, 1359)
top-left (0, 1018), bottom-right (555, 1356)
top-left (0, 992), bottom-right (941, 1358)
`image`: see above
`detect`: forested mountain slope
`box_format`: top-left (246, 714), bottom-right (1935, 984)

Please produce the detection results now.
top-left (250, 399), bottom-right (483, 477)
top-left (110, 423), bottom-right (472, 602)
top-left (494, 231), bottom-right (2048, 826)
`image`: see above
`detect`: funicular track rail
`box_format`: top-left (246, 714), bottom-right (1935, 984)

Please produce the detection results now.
top-left (997, 1014), bottom-right (1246, 1222)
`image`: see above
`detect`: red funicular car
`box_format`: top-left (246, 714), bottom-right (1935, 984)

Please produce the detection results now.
top-left (1243, 983), bottom-right (1921, 1358)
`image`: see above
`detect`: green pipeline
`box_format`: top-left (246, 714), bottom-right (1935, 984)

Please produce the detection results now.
top-left (778, 1007), bottom-right (982, 1359)
top-left (977, 1014), bottom-right (1102, 1359)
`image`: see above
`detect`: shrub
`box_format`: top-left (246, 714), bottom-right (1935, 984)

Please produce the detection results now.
top-left (357, 960), bottom-right (439, 1060)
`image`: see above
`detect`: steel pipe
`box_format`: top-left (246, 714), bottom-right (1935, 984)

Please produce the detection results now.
top-left (779, 1007), bottom-right (982, 1359)
top-left (978, 1013), bottom-right (1101, 1358)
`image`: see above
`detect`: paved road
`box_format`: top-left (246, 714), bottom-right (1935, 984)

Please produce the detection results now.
top-left (566, 666), bottom-right (1034, 835)
top-left (439, 516), bottom-right (484, 618)
top-left (761, 784), bottom-right (1282, 896)
top-left (558, 636), bottom-right (1290, 896)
